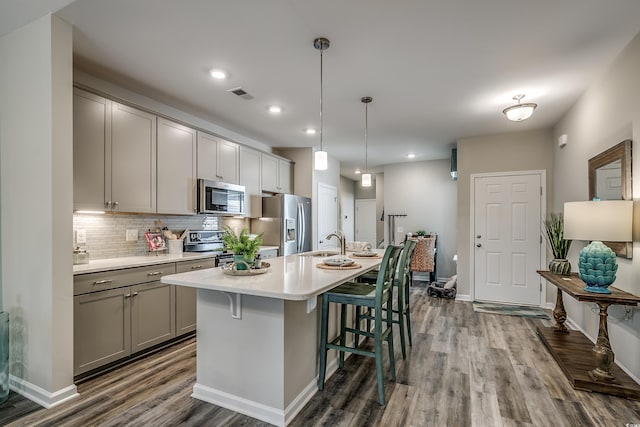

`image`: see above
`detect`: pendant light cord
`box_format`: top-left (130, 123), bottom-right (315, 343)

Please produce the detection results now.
top-left (364, 101), bottom-right (368, 173)
top-left (320, 48), bottom-right (324, 152)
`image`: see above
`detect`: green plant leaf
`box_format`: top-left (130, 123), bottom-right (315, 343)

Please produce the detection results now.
top-left (543, 213), bottom-right (572, 259)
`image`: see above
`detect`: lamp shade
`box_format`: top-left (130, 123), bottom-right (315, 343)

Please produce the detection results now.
top-left (315, 150), bottom-right (328, 171)
top-left (563, 200), bottom-right (632, 242)
top-left (503, 104), bottom-right (536, 121)
top-left (361, 173), bottom-right (372, 187)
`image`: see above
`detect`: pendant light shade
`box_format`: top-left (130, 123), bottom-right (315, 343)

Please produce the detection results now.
top-left (314, 37), bottom-right (330, 171)
top-left (503, 94), bottom-right (537, 122)
top-left (361, 96), bottom-right (373, 187)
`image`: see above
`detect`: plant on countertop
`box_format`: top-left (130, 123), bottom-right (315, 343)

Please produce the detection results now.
top-left (415, 230), bottom-right (427, 237)
top-left (222, 226), bottom-right (263, 263)
top-left (543, 213), bottom-right (572, 275)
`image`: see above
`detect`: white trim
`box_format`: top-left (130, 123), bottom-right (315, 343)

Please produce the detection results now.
top-left (455, 294), bottom-right (472, 302)
top-left (9, 376), bottom-right (78, 409)
top-left (469, 169), bottom-right (547, 306)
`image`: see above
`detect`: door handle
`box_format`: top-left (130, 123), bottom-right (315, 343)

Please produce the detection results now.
top-left (476, 243), bottom-right (482, 247)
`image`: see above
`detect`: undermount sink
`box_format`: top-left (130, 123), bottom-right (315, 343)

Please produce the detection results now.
top-left (300, 250), bottom-right (340, 257)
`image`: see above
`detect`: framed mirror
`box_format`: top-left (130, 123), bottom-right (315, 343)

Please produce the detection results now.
top-left (588, 139), bottom-right (632, 258)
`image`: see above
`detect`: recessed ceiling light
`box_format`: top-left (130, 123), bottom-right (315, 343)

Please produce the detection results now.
top-left (355, 169), bottom-right (361, 174)
top-left (210, 69), bottom-right (227, 79)
top-left (268, 105), bottom-right (282, 114)
top-left (407, 153), bottom-right (416, 159)
top-left (304, 128), bottom-right (317, 135)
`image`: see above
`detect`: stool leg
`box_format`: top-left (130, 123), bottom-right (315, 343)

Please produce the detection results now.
top-left (387, 301), bottom-right (396, 383)
top-left (354, 306), bottom-right (361, 347)
top-left (318, 295), bottom-right (329, 390)
top-left (339, 303), bottom-right (347, 369)
top-left (405, 277), bottom-right (413, 347)
top-left (374, 312), bottom-right (385, 405)
top-left (396, 285), bottom-right (407, 359)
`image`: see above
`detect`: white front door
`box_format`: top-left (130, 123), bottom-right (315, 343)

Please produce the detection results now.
top-left (355, 199), bottom-right (377, 248)
top-left (473, 172), bottom-right (543, 305)
top-left (318, 183), bottom-right (338, 250)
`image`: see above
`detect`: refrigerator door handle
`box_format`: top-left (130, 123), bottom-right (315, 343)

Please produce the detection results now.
top-left (297, 202), bottom-right (303, 253)
top-left (299, 202), bottom-right (306, 253)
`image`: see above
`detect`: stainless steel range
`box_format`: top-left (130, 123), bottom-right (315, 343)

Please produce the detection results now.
top-left (183, 230), bottom-right (234, 267)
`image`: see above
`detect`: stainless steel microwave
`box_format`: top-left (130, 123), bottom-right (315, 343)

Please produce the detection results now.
top-left (197, 179), bottom-right (245, 215)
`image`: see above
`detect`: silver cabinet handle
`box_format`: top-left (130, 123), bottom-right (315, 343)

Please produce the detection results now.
top-left (105, 201), bottom-right (111, 208)
top-left (147, 271), bottom-right (162, 276)
top-left (125, 293), bottom-right (131, 298)
top-left (132, 292), bottom-right (138, 297)
top-left (93, 279), bottom-right (113, 285)
top-left (112, 201), bottom-right (118, 207)
top-left (476, 243), bottom-right (482, 247)
top-left (190, 265), bottom-right (203, 270)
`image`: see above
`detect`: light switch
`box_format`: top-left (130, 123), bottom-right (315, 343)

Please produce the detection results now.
top-left (126, 229), bottom-right (138, 241)
top-left (76, 229), bottom-right (87, 244)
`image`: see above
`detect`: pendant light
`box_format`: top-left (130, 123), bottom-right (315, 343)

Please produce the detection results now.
top-left (314, 37), bottom-right (330, 170)
top-left (503, 94), bottom-right (537, 122)
top-left (361, 96), bottom-right (373, 187)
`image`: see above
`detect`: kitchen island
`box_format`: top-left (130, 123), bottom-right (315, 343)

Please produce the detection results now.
top-left (161, 250), bottom-right (384, 426)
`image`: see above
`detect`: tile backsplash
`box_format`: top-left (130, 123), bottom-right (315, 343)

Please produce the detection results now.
top-left (72, 214), bottom-right (236, 259)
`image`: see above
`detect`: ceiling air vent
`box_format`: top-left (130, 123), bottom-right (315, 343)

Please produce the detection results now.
top-left (227, 87), bottom-right (254, 100)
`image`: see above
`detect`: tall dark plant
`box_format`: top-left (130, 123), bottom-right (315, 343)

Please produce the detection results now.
top-left (544, 213), bottom-right (572, 259)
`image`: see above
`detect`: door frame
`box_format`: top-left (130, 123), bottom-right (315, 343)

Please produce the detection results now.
top-left (355, 198), bottom-right (377, 247)
top-left (469, 170), bottom-right (547, 306)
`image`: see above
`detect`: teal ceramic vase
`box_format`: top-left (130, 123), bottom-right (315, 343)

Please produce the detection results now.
top-left (233, 254), bottom-right (252, 271)
top-left (577, 241), bottom-right (617, 294)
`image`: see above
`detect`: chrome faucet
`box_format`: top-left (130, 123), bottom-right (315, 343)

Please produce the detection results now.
top-left (326, 231), bottom-right (346, 255)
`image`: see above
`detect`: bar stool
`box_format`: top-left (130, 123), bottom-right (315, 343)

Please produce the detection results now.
top-left (317, 245), bottom-right (402, 405)
top-left (355, 239), bottom-right (417, 358)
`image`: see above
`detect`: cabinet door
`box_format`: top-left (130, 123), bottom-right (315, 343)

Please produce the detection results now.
top-left (278, 159), bottom-right (291, 194)
top-left (111, 102), bottom-right (157, 213)
top-left (261, 153), bottom-right (279, 192)
top-left (239, 146), bottom-right (262, 217)
top-left (130, 281), bottom-right (175, 353)
top-left (73, 88), bottom-right (109, 212)
top-left (74, 287), bottom-right (131, 375)
top-left (197, 131), bottom-right (219, 181)
top-left (175, 258), bottom-right (214, 335)
top-left (157, 118), bottom-right (196, 215)
top-left (218, 139), bottom-right (239, 184)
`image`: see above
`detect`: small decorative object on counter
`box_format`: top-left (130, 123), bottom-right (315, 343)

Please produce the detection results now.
top-left (73, 246), bottom-right (89, 265)
top-left (543, 213), bottom-right (572, 276)
top-left (144, 231), bottom-right (167, 253)
top-left (222, 226), bottom-right (263, 270)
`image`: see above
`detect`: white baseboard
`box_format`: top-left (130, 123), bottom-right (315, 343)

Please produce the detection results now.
top-left (455, 293), bottom-right (472, 302)
top-left (10, 375), bottom-right (78, 409)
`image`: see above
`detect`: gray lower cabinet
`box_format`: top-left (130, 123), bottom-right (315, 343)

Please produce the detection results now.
top-left (175, 258), bottom-right (215, 335)
top-left (74, 258), bottom-right (214, 376)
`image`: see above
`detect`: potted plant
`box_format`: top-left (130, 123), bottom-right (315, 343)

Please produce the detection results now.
top-left (415, 230), bottom-right (427, 237)
top-left (222, 226), bottom-right (263, 270)
top-left (544, 213), bottom-right (572, 275)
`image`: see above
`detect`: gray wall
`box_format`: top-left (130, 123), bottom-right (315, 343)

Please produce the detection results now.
top-left (553, 30), bottom-right (640, 380)
top-left (384, 160), bottom-right (457, 278)
top-left (456, 129), bottom-right (554, 297)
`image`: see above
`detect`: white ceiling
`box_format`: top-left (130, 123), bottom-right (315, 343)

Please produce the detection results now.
top-left (4, 1), bottom-right (640, 180)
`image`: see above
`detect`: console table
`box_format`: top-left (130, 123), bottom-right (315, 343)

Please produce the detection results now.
top-left (537, 271), bottom-right (640, 400)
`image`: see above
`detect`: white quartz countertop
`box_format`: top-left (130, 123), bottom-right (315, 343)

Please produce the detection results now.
top-left (73, 252), bottom-right (217, 275)
top-left (161, 250), bottom-right (385, 301)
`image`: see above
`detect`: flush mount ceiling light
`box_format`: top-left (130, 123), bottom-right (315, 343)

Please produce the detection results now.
top-left (503, 94), bottom-right (537, 122)
top-left (304, 128), bottom-right (316, 135)
top-left (361, 96), bottom-right (373, 187)
top-left (355, 169), bottom-right (361, 174)
top-left (210, 69), bottom-right (227, 79)
top-left (314, 37), bottom-right (330, 171)
top-left (407, 153), bottom-right (415, 159)
top-left (268, 105), bottom-right (282, 114)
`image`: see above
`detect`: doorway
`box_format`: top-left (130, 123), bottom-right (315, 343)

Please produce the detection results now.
top-left (471, 171), bottom-right (545, 306)
top-left (317, 183), bottom-right (338, 250)
top-left (355, 199), bottom-right (376, 247)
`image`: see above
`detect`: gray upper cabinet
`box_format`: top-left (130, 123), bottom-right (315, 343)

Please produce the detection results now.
top-left (73, 89), bottom-right (109, 212)
top-left (261, 153), bottom-right (291, 193)
top-left (157, 118), bottom-right (196, 215)
top-left (239, 146), bottom-right (262, 217)
top-left (74, 88), bottom-right (157, 213)
top-left (197, 131), bottom-right (239, 184)
top-left (111, 102), bottom-right (157, 213)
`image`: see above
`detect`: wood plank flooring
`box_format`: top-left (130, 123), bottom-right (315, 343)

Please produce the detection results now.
top-left (2, 282), bottom-right (640, 426)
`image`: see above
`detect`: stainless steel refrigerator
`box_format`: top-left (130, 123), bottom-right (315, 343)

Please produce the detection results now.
top-left (251, 194), bottom-right (311, 256)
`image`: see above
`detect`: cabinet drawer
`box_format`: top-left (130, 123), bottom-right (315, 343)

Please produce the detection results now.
top-left (176, 258), bottom-right (215, 273)
top-left (74, 263), bottom-right (176, 295)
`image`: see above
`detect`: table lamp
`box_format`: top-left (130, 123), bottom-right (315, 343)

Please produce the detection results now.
top-left (563, 200), bottom-right (633, 293)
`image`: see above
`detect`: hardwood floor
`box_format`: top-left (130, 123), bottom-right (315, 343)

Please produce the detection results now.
top-left (2, 282), bottom-right (640, 426)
